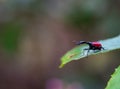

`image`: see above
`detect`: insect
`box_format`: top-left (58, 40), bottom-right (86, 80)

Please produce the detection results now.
top-left (73, 41), bottom-right (104, 56)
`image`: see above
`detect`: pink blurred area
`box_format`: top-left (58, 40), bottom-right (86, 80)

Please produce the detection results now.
top-left (46, 78), bottom-right (84, 89)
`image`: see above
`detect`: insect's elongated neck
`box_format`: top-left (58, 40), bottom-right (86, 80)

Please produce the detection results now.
top-left (76, 41), bottom-right (92, 47)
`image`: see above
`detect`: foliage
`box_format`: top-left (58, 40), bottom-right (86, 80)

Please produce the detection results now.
top-left (59, 35), bottom-right (120, 89)
top-left (59, 35), bottom-right (120, 68)
top-left (105, 65), bottom-right (120, 89)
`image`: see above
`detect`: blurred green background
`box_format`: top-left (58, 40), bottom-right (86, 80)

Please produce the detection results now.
top-left (0, 0), bottom-right (120, 89)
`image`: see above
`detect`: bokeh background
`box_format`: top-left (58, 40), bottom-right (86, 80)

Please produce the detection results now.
top-left (0, 0), bottom-right (120, 89)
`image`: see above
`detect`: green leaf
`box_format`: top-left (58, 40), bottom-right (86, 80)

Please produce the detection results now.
top-left (105, 65), bottom-right (120, 89)
top-left (59, 35), bottom-right (120, 68)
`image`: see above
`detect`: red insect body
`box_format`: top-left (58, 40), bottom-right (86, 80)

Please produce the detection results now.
top-left (91, 42), bottom-right (102, 48)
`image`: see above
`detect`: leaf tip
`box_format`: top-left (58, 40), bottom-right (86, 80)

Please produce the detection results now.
top-left (59, 63), bottom-right (65, 68)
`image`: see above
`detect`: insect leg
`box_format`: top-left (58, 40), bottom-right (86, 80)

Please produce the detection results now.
top-left (83, 48), bottom-right (90, 56)
top-left (102, 47), bottom-right (105, 50)
top-left (86, 49), bottom-right (90, 56)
